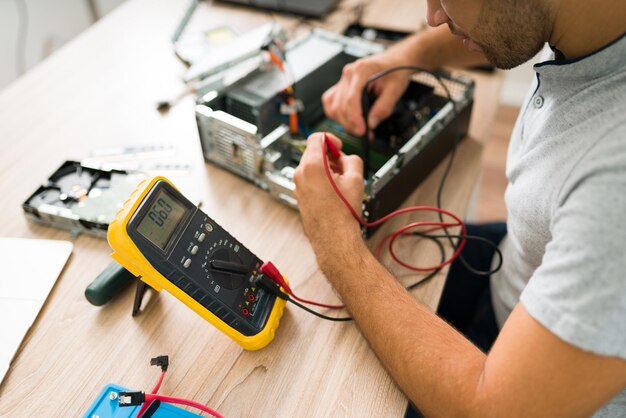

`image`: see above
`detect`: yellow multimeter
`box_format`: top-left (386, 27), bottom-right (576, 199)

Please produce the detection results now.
top-left (107, 176), bottom-right (286, 350)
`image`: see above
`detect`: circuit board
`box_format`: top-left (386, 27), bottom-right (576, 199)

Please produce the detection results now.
top-left (311, 81), bottom-right (446, 174)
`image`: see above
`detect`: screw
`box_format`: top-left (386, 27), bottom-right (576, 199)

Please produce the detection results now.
top-left (109, 391), bottom-right (118, 400)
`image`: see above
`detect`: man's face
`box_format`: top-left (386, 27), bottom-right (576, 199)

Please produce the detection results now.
top-left (427, 0), bottom-right (550, 69)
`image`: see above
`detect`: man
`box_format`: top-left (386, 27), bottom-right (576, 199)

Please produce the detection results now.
top-left (293, 0), bottom-right (626, 416)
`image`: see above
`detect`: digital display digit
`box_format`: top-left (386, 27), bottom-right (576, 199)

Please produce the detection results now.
top-left (136, 189), bottom-right (188, 250)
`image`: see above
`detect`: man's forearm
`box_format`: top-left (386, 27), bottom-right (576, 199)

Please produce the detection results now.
top-left (315, 237), bottom-right (487, 418)
top-left (388, 25), bottom-right (489, 70)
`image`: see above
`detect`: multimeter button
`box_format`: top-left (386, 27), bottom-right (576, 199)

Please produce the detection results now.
top-left (190, 245), bottom-right (199, 255)
top-left (183, 258), bottom-right (192, 268)
top-left (198, 233), bottom-right (206, 242)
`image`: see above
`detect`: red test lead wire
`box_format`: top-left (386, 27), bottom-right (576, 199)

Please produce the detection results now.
top-left (325, 136), bottom-right (341, 160)
top-left (260, 261), bottom-right (345, 309)
top-left (320, 132), bottom-right (467, 270)
top-left (261, 133), bottom-right (468, 312)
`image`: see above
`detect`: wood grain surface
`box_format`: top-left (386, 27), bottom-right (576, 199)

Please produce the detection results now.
top-left (0, 0), bottom-right (500, 416)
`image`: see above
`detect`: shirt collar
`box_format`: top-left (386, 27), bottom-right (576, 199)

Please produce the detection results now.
top-left (533, 31), bottom-right (626, 82)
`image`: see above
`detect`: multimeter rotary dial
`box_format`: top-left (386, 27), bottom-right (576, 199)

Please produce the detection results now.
top-left (204, 241), bottom-right (248, 290)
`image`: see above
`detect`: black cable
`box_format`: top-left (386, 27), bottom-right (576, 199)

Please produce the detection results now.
top-left (422, 233), bottom-right (504, 274)
top-left (403, 231), bottom-right (448, 290)
top-left (361, 65), bottom-right (456, 176)
top-left (405, 232), bottom-right (504, 289)
top-left (254, 273), bottom-right (352, 321)
top-left (402, 231), bottom-right (504, 289)
top-left (427, 82), bottom-right (497, 276)
top-left (281, 229), bottom-right (504, 320)
top-left (401, 230), bottom-right (447, 289)
top-left (284, 232), bottom-right (447, 322)
top-left (275, 66), bottom-right (504, 322)
top-left (361, 66), bottom-right (502, 277)
top-left (287, 297), bottom-right (353, 322)
top-left (15, 0), bottom-right (28, 76)
top-left (405, 268), bottom-right (440, 290)
top-left (268, 230), bottom-right (501, 321)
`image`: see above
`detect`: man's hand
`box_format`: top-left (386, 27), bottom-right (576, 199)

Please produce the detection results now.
top-left (322, 25), bottom-right (492, 137)
top-left (322, 54), bottom-right (411, 136)
top-left (293, 133), bottom-right (364, 253)
top-left (312, 28), bottom-right (482, 233)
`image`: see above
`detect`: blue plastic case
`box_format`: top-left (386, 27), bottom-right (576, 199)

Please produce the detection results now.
top-left (83, 384), bottom-right (202, 418)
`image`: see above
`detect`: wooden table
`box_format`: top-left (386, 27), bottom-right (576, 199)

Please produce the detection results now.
top-left (0, 0), bottom-right (502, 416)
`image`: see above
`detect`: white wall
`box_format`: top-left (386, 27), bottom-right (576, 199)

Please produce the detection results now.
top-left (0, 0), bottom-right (125, 91)
top-left (0, 0), bottom-right (541, 107)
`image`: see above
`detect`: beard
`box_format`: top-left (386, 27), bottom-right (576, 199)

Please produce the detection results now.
top-left (474, 0), bottom-right (550, 69)
top-left (478, 39), bottom-right (545, 70)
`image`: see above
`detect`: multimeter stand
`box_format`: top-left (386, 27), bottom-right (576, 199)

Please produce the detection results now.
top-left (132, 280), bottom-right (150, 317)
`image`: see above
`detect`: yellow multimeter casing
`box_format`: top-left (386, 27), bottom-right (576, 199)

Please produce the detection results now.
top-left (107, 176), bottom-right (286, 350)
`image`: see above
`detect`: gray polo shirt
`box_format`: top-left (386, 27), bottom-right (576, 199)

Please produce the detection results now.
top-left (490, 33), bottom-right (626, 416)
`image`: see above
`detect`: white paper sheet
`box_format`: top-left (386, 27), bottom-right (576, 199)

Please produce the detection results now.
top-left (0, 238), bottom-right (73, 383)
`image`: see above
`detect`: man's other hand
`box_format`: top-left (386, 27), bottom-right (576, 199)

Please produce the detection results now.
top-left (322, 55), bottom-right (411, 136)
top-left (293, 133), bottom-right (364, 247)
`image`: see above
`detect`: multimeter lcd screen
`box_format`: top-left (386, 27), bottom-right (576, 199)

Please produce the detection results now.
top-left (136, 189), bottom-right (188, 250)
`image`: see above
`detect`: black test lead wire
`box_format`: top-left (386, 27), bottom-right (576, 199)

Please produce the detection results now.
top-left (362, 66), bottom-right (503, 279)
top-left (261, 67), bottom-right (504, 322)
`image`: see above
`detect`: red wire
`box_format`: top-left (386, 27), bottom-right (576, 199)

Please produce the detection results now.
top-left (320, 132), bottom-right (467, 263)
top-left (144, 394), bottom-right (224, 418)
top-left (262, 135), bottom-right (468, 311)
top-left (388, 222), bottom-right (466, 271)
top-left (151, 371), bottom-right (165, 394)
top-left (267, 50), bottom-right (285, 72)
top-left (288, 291), bottom-right (345, 309)
top-left (260, 262), bottom-right (344, 309)
top-left (268, 50), bottom-right (299, 134)
top-left (288, 97), bottom-right (299, 133)
top-left (136, 403), bottom-right (149, 418)
top-left (135, 371), bottom-right (167, 418)
top-left (374, 223), bottom-right (459, 259)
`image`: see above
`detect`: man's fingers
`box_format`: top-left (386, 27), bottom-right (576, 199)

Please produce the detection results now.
top-left (301, 132), bottom-right (326, 163)
top-left (367, 83), bottom-right (406, 129)
top-left (302, 132), bottom-right (343, 166)
top-left (342, 73), bottom-right (368, 136)
top-left (322, 85), bottom-right (337, 118)
top-left (324, 133), bottom-right (343, 151)
top-left (341, 154), bottom-right (364, 179)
